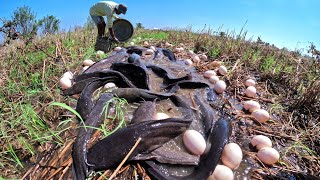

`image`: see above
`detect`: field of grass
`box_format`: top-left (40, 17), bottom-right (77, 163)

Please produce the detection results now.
top-left (0, 25), bottom-right (319, 179)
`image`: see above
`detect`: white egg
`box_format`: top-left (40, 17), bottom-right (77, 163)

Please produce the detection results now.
top-left (62, 71), bottom-right (73, 80)
top-left (96, 50), bottom-right (105, 57)
top-left (59, 76), bottom-right (72, 90)
top-left (245, 86), bottom-right (256, 97)
top-left (243, 100), bottom-right (260, 113)
top-left (165, 42), bottom-right (172, 47)
top-left (203, 70), bottom-right (216, 78)
top-left (221, 143), bottom-right (243, 169)
top-left (187, 50), bottom-right (194, 57)
top-left (143, 41), bottom-right (149, 46)
top-left (211, 61), bottom-right (222, 67)
top-left (200, 54), bottom-right (208, 61)
top-left (144, 54), bottom-right (153, 59)
top-left (130, 42), bottom-right (135, 46)
top-left (185, 59), bottom-right (193, 66)
top-left (145, 49), bottom-right (154, 55)
top-left (183, 130), bottom-right (206, 155)
top-left (213, 80), bottom-right (226, 94)
top-left (245, 79), bottom-right (256, 87)
top-left (251, 135), bottom-right (272, 150)
top-left (153, 112), bottom-right (170, 120)
top-left (209, 75), bottom-right (219, 84)
top-left (82, 66), bottom-right (89, 72)
top-left (150, 46), bottom-right (156, 51)
top-left (174, 47), bottom-right (181, 53)
top-left (104, 82), bottom-right (116, 89)
top-left (252, 109), bottom-right (270, 123)
top-left (257, 147), bottom-right (280, 165)
top-left (192, 55), bottom-right (201, 63)
top-left (82, 59), bottom-right (95, 66)
top-left (207, 165), bottom-right (234, 180)
top-left (218, 66), bottom-right (228, 76)
top-left (114, 46), bottom-right (122, 52)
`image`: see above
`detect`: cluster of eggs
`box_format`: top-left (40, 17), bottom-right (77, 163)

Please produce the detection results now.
top-left (177, 48), bottom-right (207, 66)
top-left (59, 46), bottom-right (279, 179)
top-left (242, 79), bottom-right (270, 123)
top-left (208, 134), bottom-right (280, 180)
top-left (59, 71), bottom-right (73, 90)
top-left (160, 42), bottom-right (228, 95)
top-left (207, 142), bottom-right (242, 180)
top-left (59, 59), bottom-right (97, 90)
top-left (202, 65), bottom-right (228, 94)
top-left (250, 135), bottom-right (280, 165)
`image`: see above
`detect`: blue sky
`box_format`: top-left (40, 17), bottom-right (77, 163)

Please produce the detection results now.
top-left (1, 0), bottom-right (319, 53)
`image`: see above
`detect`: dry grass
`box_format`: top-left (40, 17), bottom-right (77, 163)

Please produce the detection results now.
top-left (0, 26), bottom-right (319, 179)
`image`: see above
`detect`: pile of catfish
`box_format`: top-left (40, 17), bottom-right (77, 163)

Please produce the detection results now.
top-left (63, 46), bottom-right (233, 180)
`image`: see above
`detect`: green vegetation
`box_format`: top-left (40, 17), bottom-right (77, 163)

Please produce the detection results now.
top-left (136, 30), bottom-right (169, 41)
top-left (38, 15), bottom-right (60, 35)
top-left (12, 6), bottom-right (38, 37)
top-left (0, 6), bottom-right (60, 43)
top-left (100, 97), bottom-right (128, 137)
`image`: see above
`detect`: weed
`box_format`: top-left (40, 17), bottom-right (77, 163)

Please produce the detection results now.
top-left (208, 47), bottom-right (220, 58)
top-left (286, 141), bottom-right (316, 157)
top-left (50, 102), bottom-right (84, 123)
top-left (6, 143), bottom-right (23, 168)
top-left (252, 51), bottom-right (261, 62)
top-left (138, 31), bottom-right (168, 40)
top-left (260, 55), bottom-right (275, 72)
top-left (100, 97), bottom-right (128, 137)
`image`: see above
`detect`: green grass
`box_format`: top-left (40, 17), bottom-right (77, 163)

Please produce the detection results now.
top-left (260, 55), bottom-right (276, 72)
top-left (208, 47), bottom-right (220, 58)
top-left (137, 31), bottom-right (169, 40)
top-left (0, 25), bottom-right (319, 178)
top-left (51, 97), bottom-right (128, 139)
top-left (100, 97), bottom-right (128, 137)
top-left (6, 143), bottom-right (23, 168)
top-left (50, 102), bottom-right (84, 123)
top-left (0, 102), bottom-right (67, 169)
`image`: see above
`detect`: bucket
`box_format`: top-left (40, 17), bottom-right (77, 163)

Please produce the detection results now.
top-left (95, 19), bottom-right (134, 52)
top-left (112, 19), bottom-right (134, 42)
top-left (95, 37), bottom-right (111, 52)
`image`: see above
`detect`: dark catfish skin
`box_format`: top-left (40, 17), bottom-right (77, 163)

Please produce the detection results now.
top-left (111, 62), bottom-right (150, 90)
top-left (147, 64), bottom-right (192, 85)
top-left (76, 79), bottom-right (114, 120)
top-left (64, 70), bottom-right (136, 96)
top-left (72, 93), bottom-right (113, 180)
top-left (145, 117), bottom-right (232, 180)
top-left (83, 52), bottom-right (128, 74)
top-left (87, 118), bottom-right (192, 171)
top-left (131, 101), bottom-right (157, 124)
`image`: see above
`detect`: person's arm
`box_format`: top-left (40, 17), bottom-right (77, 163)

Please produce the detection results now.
top-left (108, 27), bottom-right (119, 42)
top-left (112, 14), bottom-right (120, 19)
top-left (106, 14), bottom-right (119, 42)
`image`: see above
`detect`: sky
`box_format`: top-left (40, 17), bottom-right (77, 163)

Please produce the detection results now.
top-left (0, 0), bottom-right (319, 53)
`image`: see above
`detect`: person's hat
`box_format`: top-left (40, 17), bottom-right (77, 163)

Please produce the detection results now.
top-left (117, 4), bottom-right (127, 14)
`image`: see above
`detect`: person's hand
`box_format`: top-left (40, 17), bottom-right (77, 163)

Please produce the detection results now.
top-left (111, 37), bottom-right (120, 43)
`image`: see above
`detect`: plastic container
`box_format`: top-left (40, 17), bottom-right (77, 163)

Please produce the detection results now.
top-left (113, 19), bottom-right (134, 42)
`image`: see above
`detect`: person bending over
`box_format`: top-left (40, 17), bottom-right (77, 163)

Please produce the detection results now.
top-left (90, 1), bottom-right (127, 42)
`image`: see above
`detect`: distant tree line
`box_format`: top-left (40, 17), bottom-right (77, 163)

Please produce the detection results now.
top-left (0, 6), bottom-right (60, 43)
